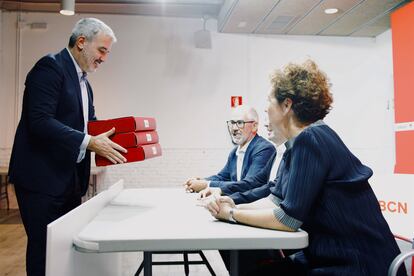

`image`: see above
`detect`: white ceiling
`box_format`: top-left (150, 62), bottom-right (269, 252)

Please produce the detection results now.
top-left (0, 0), bottom-right (410, 37)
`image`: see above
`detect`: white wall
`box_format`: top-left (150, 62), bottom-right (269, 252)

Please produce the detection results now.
top-left (0, 10), bottom-right (14, 164)
top-left (0, 11), bottom-right (18, 157)
top-left (248, 31), bottom-right (397, 174)
top-left (0, 12), bottom-right (412, 236)
top-left (0, 13), bottom-right (395, 154)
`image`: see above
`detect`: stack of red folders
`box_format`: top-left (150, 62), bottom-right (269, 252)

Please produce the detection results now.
top-left (88, 116), bottom-right (162, 166)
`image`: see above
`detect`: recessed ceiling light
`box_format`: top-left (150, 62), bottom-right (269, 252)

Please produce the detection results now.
top-left (324, 8), bottom-right (339, 14)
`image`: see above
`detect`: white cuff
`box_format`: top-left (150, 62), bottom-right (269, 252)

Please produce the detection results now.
top-left (77, 134), bottom-right (91, 163)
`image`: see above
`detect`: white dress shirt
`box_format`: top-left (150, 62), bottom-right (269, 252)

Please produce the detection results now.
top-left (269, 143), bottom-right (286, 181)
top-left (66, 48), bottom-right (91, 163)
top-left (235, 137), bottom-right (253, 181)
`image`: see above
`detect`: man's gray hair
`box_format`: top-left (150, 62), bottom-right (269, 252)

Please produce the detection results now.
top-left (233, 105), bottom-right (259, 123)
top-left (68, 18), bottom-right (117, 48)
top-left (245, 106), bottom-right (259, 123)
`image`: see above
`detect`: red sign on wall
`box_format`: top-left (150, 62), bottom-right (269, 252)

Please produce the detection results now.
top-left (391, 2), bottom-right (414, 174)
top-left (231, 96), bottom-right (242, 108)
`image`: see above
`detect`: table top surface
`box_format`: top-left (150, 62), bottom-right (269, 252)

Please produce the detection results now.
top-left (74, 188), bottom-right (308, 253)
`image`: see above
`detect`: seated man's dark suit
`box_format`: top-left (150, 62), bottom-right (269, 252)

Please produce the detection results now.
top-left (229, 155), bottom-right (276, 204)
top-left (206, 135), bottom-right (278, 275)
top-left (9, 48), bottom-right (95, 276)
top-left (207, 134), bottom-right (276, 195)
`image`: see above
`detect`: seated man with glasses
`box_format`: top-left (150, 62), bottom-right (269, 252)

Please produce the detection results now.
top-left (184, 105), bottom-right (276, 197)
top-left (200, 122), bottom-right (287, 204)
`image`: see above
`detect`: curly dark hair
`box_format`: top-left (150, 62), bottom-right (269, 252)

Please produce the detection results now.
top-left (270, 60), bottom-right (333, 124)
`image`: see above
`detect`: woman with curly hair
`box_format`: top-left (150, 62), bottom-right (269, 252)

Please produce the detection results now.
top-left (206, 60), bottom-right (405, 275)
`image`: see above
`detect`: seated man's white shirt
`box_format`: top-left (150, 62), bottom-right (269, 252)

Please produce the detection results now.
top-left (269, 143), bottom-right (286, 181)
top-left (236, 138), bottom-right (254, 181)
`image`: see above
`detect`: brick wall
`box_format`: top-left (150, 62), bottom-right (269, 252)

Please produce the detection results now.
top-left (95, 147), bottom-right (230, 192)
top-left (0, 148), bottom-right (11, 167)
top-left (0, 147), bottom-right (231, 192)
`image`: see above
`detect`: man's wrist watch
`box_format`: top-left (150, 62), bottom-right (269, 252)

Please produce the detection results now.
top-left (228, 208), bottom-right (237, 223)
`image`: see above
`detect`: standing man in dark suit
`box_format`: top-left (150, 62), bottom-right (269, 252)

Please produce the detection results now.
top-left (184, 105), bottom-right (276, 196)
top-left (8, 18), bottom-right (127, 276)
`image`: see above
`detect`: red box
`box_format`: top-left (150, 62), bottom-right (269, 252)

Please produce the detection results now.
top-left (95, 143), bottom-right (162, 167)
top-left (111, 131), bottom-right (159, 148)
top-left (88, 117), bottom-right (156, 136)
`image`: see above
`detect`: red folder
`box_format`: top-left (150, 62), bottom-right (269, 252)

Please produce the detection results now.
top-left (95, 144), bottom-right (162, 166)
top-left (111, 131), bottom-right (159, 148)
top-left (88, 117), bottom-right (156, 136)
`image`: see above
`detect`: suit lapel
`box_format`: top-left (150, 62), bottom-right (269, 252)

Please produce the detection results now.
top-left (240, 135), bottom-right (258, 178)
top-left (61, 49), bottom-right (84, 123)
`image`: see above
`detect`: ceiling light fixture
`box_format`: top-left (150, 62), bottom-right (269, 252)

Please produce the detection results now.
top-left (324, 8), bottom-right (339, 15)
top-left (60, 0), bottom-right (75, 16)
top-left (194, 15), bottom-right (212, 49)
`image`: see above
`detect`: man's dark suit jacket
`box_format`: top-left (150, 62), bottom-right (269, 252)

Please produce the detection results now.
top-left (9, 48), bottom-right (96, 196)
top-left (207, 134), bottom-right (276, 196)
top-left (229, 155), bottom-right (276, 204)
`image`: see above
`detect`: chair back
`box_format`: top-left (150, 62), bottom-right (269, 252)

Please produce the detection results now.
top-left (388, 234), bottom-right (413, 276)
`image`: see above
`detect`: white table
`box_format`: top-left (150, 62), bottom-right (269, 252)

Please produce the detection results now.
top-left (72, 187), bottom-right (308, 276)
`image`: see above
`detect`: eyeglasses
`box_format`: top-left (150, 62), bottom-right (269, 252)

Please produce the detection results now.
top-left (226, 120), bottom-right (255, 129)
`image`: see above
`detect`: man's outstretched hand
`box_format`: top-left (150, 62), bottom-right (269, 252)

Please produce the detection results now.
top-left (88, 127), bottom-right (127, 164)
